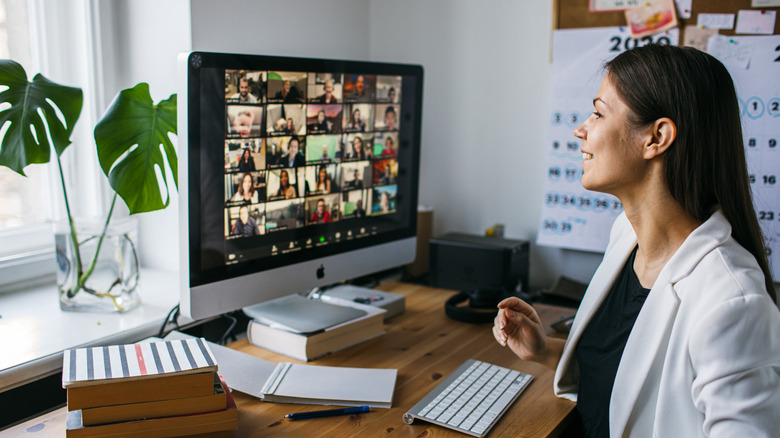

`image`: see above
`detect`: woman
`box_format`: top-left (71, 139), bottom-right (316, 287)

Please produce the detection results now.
top-left (275, 170), bottom-right (297, 199)
top-left (348, 108), bottom-right (365, 132)
top-left (230, 173), bottom-right (259, 204)
top-left (349, 136), bottom-right (365, 161)
top-left (381, 137), bottom-right (396, 157)
top-left (236, 147), bottom-right (256, 172)
top-left (493, 44), bottom-right (779, 437)
top-left (315, 165), bottom-right (331, 193)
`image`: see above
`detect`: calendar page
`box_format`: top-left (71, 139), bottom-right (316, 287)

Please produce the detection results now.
top-left (709, 35), bottom-right (780, 279)
top-left (537, 27), bottom-right (679, 252)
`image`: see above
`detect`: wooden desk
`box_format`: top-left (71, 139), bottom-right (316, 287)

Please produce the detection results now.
top-left (2, 282), bottom-right (575, 437)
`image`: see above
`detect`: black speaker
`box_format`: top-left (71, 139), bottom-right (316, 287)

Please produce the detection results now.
top-left (429, 233), bottom-right (529, 293)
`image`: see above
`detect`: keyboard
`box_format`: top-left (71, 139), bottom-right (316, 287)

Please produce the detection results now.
top-left (403, 359), bottom-right (533, 437)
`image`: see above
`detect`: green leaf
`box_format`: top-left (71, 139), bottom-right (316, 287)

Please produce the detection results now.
top-left (94, 83), bottom-right (177, 214)
top-left (0, 59), bottom-right (83, 175)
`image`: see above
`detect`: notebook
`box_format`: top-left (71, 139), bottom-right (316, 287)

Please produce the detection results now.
top-left (164, 331), bottom-right (397, 408)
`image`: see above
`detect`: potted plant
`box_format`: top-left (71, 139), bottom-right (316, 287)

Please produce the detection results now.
top-left (0, 59), bottom-right (177, 312)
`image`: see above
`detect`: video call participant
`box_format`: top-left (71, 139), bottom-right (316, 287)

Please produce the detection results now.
top-left (280, 137), bottom-right (305, 168)
top-left (387, 87), bottom-right (396, 103)
top-left (380, 137), bottom-right (396, 158)
top-left (377, 192), bottom-right (390, 213)
top-left (312, 110), bottom-right (332, 133)
top-left (313, 79), bottom-right (338, 103)
top-left (310, 199), bottom-right (331, 223)
top-left (348, 75), bottom-right (371, 102)
top-left (383, 106), bottom-right (397, 130)
top-left (315, 165), bottom-right (332, 193)
top-left (237, 147), bottom-right (256, 172)
top-left (283, 117), bottom-right (296, 135)
top-left (231, 173), bottom-right (259, 204)
top-left (346, 169), bottom-right (363, 189)
top-left (232, 109), bottom-right (255, 138)
top-left (354, 198), bottom-right (366, 217)
top-left (378, 164), bottom-right (395, 185)
top-left (493, 44), bottom-right (780, 438)
top-left (347, 108), bottom-right (366, 132)
top-left (347, 136), bottom-right (367, 161)
top-left (275, 170), bottom-right (297, 199)
top-left (231, 205), bottom-right (259, 237)
top-left (231, 77), bottom-right (257, 103)
top-left (274, 80), bottom-right (303, 103)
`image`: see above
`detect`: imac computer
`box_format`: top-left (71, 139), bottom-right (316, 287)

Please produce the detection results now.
top-left (178, 52), bottom-right (423, 320)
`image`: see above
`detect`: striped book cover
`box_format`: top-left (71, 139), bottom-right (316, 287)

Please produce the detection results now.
top-left (62, 338), bottom-right (218, 389)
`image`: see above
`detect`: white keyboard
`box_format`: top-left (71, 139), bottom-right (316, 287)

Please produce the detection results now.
top-left (403, 359), bottom-right (533, 437)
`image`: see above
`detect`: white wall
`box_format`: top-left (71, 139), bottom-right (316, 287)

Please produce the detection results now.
top-left (367, 1), bottom-right (602, 288)
top-left (115, 0), bottom-right (604, 288)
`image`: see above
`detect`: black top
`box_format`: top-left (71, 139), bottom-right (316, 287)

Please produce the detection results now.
top-left (575, 246), bottom-right (650, 438)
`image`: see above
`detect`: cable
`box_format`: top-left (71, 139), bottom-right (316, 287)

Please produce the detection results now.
top-left (218, 312), bottom-right (238, 345)
top-left (157, 304), bottom-right (180, 338)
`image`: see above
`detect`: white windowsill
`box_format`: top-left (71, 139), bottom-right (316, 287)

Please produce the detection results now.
top-left (0, 268), bottom-right (187, 393)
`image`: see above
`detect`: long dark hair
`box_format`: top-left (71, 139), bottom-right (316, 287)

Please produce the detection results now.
top-left (605, 44), bottom-right (775, 302)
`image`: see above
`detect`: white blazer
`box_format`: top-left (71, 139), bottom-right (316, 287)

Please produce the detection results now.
top-left (554, 210), bottom-right (780, 437)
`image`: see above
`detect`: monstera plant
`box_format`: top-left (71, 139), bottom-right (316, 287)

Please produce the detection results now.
top-left (0, 59), bottom-right (177, 311)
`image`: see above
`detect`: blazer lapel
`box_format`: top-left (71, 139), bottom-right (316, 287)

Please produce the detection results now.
top-left (608, 270), bottom-right (681, 436)
top-left (555, 225), bottom-right (637, 393)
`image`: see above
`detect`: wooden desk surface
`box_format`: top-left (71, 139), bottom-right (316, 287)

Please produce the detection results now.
top-left (2, 282), bottom-right (575, 437)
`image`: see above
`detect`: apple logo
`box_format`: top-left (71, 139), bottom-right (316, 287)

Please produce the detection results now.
top-left (316, 264), bottom-right (325, 279)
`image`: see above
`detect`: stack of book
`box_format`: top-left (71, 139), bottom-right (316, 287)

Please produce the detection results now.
top-left (62, 338), bottom-right (238, 438)
top-left (247, 295), bottom-right (386, 362)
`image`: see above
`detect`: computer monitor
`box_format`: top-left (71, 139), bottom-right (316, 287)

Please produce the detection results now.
top-left (178, 52), bottom-right (423, 320)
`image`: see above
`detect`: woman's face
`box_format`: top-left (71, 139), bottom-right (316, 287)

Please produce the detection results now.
top-left (317, 200), bottom-right (325, 213)
top-left (280, 171), bottom-right (289, 187)
top-left (242, 174), bottom-right (252, 193)
top-left (353, 110), bottom-right (360, 122)
top-left (243, 149), bottom-right (250, 160)
top-left (319, 168), bottom-right (327, 180)
top-left (353, 138), bottom-right (362, 153)
top-left (573, 75), bottom-right (647, 196)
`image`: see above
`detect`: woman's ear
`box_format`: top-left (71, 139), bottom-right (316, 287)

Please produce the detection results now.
top-left (643, 117), bottom-right (676, 159)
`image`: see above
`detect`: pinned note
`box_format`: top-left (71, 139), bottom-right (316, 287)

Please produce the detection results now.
top-left (697, 13), bottom-right (736, 30)
top-left (735, 10), bottom-right (776, 35)
top-left (707, 34), bottom-right (754, 70)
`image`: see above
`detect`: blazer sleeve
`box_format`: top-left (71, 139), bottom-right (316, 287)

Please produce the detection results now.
top-left (689, 294), bottom-right (780, 437)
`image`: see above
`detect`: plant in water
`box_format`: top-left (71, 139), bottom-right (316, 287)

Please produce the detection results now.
top-left (0, 59), bottom-right (177, 311)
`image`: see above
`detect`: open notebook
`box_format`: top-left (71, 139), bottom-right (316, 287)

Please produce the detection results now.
top-left (163, 331), bottom-right (396, 408)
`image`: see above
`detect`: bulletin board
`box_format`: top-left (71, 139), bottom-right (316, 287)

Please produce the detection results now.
top-left (537, 1), bottom-right (780, 281)
top-left (554, 0), bottom-right (780, 35)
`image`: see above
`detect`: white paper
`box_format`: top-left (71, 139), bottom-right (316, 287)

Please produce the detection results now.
top-left (707, 34), bottom-right (755, 70)
top-left (675, 0), bottom-right (692, 19)
top-left (752, 0), bottom-right (780, 7)
top-left (697, 13), bottom-right (736, 30)
top-left (735, 10), bottom-right (777, 35)
top-left (538, 27), bottom-right (679, 252)
top-left (590, 0), bottom-right (641, 12)
top-left (683, 25), bottom-right (718, 51)
top-left (707, 35), bottom-right (780, 279)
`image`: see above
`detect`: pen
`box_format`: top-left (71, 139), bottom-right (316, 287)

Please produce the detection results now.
top-left (284, 405), bottom-right (370, 420)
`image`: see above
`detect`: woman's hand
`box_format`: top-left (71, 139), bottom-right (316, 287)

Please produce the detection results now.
top-left (493, 297), bottom-right (565, 369)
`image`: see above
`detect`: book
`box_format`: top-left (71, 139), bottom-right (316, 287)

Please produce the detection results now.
top-left (63, 338), bottom-right (218, 410)
top-left (261, 362), bottom-right (397, 408)
top-left (164, 331), bottom-right (398, 409)
top-left (80, 373), bottom-right (227, 426)
top-left (65, 376), bottom-right (237, 438)
top-left (246, 296), bottom-right (386, 361)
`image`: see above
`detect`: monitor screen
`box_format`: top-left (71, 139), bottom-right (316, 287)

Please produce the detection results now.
top-left (178, 52), bottom-right (423, 319)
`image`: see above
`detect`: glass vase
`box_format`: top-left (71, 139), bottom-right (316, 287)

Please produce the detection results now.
top-left (55, 216), bottom-right (141, 312)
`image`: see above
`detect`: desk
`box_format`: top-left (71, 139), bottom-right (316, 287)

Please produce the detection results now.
top-left (2, 282), bottom-right (576, 437)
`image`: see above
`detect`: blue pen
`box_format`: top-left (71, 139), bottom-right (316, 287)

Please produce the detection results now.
top-left (285, 405), bottom-right (370, 420)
